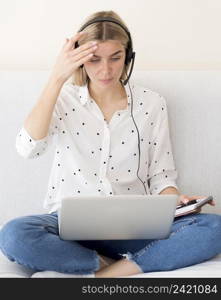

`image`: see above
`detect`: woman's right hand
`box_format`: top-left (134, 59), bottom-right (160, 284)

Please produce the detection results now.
top-left (50, 32), bottom-right (98, 84)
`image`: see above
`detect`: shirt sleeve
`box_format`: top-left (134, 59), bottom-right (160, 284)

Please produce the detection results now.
top-left (15, 103), bottom-right (61, 159)
top-left (148, 96), bottom-right (178, 194)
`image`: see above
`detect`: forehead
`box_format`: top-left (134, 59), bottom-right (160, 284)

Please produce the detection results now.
top-left (93, 40), bottom-right (125, 56)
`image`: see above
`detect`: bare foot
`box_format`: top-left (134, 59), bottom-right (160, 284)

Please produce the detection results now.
top-left (95, 258), bottom-right (142, 278)
top-left (98, 254), bottom-right (116, 270)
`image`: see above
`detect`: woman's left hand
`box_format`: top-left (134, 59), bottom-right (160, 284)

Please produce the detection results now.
top-left (178, 194), bottom-right (215, 213)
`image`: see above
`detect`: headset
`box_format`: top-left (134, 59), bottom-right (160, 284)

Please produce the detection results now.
top-left (75, 17), bottom-right (147, 194)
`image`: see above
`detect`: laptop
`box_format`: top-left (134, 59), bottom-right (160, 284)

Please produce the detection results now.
top-left (58, 194), bottom-right (178, 240)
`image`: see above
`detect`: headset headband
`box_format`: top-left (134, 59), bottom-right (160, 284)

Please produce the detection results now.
top-left (78, 17), bottom-right (132, 46)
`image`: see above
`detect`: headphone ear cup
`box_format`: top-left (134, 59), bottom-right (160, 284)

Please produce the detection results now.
top-left (125, 48), bottom-right (133, 65)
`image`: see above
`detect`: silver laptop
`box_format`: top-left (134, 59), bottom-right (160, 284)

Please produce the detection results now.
top-left (58, 194), bottom-right (178, 240)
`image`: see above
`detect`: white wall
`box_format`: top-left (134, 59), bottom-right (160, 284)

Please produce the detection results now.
top-left (0, 0), bottom-right (221, 71)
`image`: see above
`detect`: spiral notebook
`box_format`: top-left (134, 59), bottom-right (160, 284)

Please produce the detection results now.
top-left (175, 196), bottom-right (213, 218)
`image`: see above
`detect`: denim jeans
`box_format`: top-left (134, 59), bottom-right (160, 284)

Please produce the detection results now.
top-left (0, 212), bottom-right (221, 275)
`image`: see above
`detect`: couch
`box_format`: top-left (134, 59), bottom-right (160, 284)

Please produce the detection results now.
top-left (0, 70), bottom-right (221, 277)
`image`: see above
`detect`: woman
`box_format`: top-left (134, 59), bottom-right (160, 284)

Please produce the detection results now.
top-left (0, 10), bottom-right (221, 278)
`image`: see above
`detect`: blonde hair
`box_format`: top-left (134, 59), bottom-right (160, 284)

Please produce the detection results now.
top-left (72, 11), bottom-right (132, 86)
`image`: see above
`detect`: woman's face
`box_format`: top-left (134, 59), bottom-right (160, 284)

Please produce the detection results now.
top-left (83, 40), bottom-right (126, 89)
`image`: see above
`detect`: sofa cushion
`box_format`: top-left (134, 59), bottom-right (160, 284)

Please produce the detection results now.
top-left (0, 250), bottom-right (34, 278)
top-left (1, 70), bottom-right (221, 226)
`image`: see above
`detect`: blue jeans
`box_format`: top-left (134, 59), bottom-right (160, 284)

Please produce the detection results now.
top-left (0, 212), bottom-right (221, 275)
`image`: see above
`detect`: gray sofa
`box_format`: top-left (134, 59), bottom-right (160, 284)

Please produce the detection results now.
top-left (0, 70), bottom-right (221, 277)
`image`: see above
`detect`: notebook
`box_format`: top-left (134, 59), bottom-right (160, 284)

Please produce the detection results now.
top-left (175, 196), bottom-right (213, 217)
top-left (58, 194), bottom-right (178, 240)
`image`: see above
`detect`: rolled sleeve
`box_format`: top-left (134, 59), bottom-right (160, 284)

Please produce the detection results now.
top-left (15, 106), bottom-right (61, 159)
top-left (148, 97), bottom-right (178, 194)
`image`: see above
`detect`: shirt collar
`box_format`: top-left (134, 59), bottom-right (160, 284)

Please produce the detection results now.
top-left (78, 80), bottom-right (132, 107)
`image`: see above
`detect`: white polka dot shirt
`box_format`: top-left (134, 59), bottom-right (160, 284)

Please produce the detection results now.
top-left (16, 80), bottom-right (178, 213)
